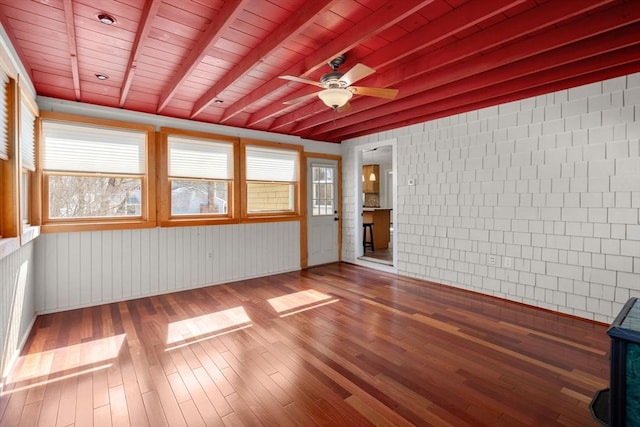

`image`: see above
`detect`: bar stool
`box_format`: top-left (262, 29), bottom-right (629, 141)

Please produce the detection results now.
top-left (363, 223), bottom-right (374, 253)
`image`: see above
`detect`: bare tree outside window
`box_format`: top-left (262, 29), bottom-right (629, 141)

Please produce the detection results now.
top-left (48, 175), bottom-right (141, 218)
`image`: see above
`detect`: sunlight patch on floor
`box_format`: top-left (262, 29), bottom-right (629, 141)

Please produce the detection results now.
top-left (268, 289), bottom-right (339, 317)
top-left (2, 334), bottom-right (125, 395)
top-left (166, 306), bottom-right (252, 349)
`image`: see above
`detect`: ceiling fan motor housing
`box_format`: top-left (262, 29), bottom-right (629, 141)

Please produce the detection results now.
top-left (320, 71), bottom-right (346, 88)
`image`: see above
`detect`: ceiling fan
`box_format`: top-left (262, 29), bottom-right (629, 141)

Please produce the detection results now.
top-left (279, 55), bottom-right (398, 111)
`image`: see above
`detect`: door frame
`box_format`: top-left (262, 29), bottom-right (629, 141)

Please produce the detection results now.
top-left (353, 138), bottom-right (397, 273)
top-left (301, 152), bottom-right (342, 269)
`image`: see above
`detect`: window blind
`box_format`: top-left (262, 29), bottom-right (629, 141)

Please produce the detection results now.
top-left (168, 135), bottom-right (232, 179)
top-left (42, 121), bottom-right (146, 174)
top-left (0, 69), bottom-right (8, 161)
top-left (246, 146), bottom-right (298, 182)
top-left (20, 99), bottom-right (36, 171)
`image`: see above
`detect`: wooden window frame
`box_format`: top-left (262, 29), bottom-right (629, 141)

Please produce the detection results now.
top-left (39, 112), bottom-right (156, 233)
top-left (240, 139), bottom-right (302, 222)
top-left (19, 88), bottom-right (38, 240)
top-left (158, 127), bottom-right (240, 227)
top-left (0, 76), bottom-right (19, 256)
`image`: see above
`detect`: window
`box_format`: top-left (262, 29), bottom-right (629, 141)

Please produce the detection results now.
top-left (159, 129), bottom-right (237, 225)
top-left (0, 67), bottom-right (12, 240)
top-left (311, 165), bottom-right (334, 216)
top-left (20, 94), bottom-right (36, 226)
top-left (41, 113), bottom-right (155, 231)
top-left (244, 142), bottom-right (300, 216)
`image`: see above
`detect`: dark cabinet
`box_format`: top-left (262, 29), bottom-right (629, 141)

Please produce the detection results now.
top-left (592, 298), bottom-right (640, 426)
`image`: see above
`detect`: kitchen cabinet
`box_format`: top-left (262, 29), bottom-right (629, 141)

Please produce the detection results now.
top-left (363, 164), bottom-right (379, 194)
top-left (363, 208), bottom-right (391, 249)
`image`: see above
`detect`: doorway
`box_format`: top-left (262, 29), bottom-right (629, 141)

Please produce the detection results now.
top-left (306, 157), bottom-right (340, 266)
top-left (354, 139), bottom-right (397, 272)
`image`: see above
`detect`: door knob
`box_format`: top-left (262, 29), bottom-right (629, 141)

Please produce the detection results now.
top-left (334, 217), bottom-right (339, 221)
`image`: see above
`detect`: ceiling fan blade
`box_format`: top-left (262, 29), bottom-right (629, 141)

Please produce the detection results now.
top-left (340, 63), bottom-right (375, 86)
top-left (279, 75), bottom-right (320, 87)
top-left (350, 86), bottom-right (399, 99)
top-left (283, 91), bottom-right (320, 105)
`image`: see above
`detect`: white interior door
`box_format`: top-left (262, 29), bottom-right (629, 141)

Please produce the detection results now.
top-left (307, 159), bottom-right (339, 266)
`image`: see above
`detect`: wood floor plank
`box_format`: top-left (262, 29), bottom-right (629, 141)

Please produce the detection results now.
top-left (191, 366), bottom-right (232, 418)
top-left (91, 370), bottom-right (109, 409)
top-left (189, 342), bottom-right (235, 397)
top-left (166, 372), bottom-right (191, 404)
top-left (178, 399), bottom-right (205, 427)
top-left (118, 345), bottom-right (150, 427)
top-left (220, 359), bottom-right (296, 426)
top-left (36, 380), bottom-right (62, 427)
top-left (147, 365), bottom-right (186, 427)
top-left (74, 373), bottom-right (93, 427)
top-left (93, 404), bottom-right (111, 427)
top-left (345, 394), bottom-right (410, 427)
top-left (55, 377), bottom-right (78, 427)
top-left (17, 400), bottom-right (41, 427)
top-left (0, 387), bottom-right (29, 426)
top-left (1, 263), bottom-right (609, 426)
top-left (108, 384), bottom-right (130, 427)
top-left (140, 390), bottom-right (168, 427)
top-left (222, 392), bottom-right (263, 426)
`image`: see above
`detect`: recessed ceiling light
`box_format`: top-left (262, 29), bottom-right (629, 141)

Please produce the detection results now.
top-left (97, 13), bottom-right (115, 25)
top-left (95, 73), bottom-right (109, 80)
top-left (214, 99), bottom-right (224, 104)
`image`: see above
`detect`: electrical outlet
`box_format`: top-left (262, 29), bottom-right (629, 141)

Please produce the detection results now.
top-left (503, 257), bottom-right (512, 268)
top-left (488, 255), bottom-right (496, 265)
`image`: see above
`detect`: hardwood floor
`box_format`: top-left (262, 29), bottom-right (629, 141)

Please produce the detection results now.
top-left (0, 263), bottom-right (609, 426)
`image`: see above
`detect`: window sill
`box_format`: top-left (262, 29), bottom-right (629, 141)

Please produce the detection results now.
top-left (21, 225), bottom-right (41, 245)
top-left (0, 237), bottom-right (21, 261)
top-left (241, 214), bottom-right (303, 223)
top-left (41, 219), bottom-right (156, 233)
top-left (160, 217), bottom-right (239, 227)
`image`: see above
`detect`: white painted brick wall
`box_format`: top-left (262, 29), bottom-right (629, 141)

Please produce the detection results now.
top-left (343, 72), bottom-right (640, 322)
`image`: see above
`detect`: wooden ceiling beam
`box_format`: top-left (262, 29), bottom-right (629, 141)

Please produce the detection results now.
top-left (319, 45), bottom-right (640, 141)
top-left (221, 0), bottom-right (434, 126)
top-left (190, 0), bottom-right (336, 119)
top-left (266, 0), bottom-right (527, 121)
top-left (283, 0), bottom-right (629, 134)
top-left (156, 0), bottom-right (250, 113)
top-left (62, 0), bottom-right (80, 101)
top-left (305, 22), bottom-right (640, 139)
top-left (119, 0), bottom-right (162, 108)
top-left (361, 0), bottom-right (527, 70)
top-left (329, 60), bottom-right (640, 142)
top-left (283, 0), bottom-right (620, 133)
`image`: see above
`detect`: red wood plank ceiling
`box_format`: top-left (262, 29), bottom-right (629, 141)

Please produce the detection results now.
top-left (0, 0), bottom-right (638, 142)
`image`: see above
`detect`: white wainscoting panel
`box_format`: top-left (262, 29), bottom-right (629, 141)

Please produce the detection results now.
top-left (0, 242), bottom-right (36, 385)
top-left (35, 222), bottom-right (301, 313)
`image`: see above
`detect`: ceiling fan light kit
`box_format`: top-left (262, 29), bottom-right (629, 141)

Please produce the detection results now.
top-left (318, 88), bottom-right (353, 110)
